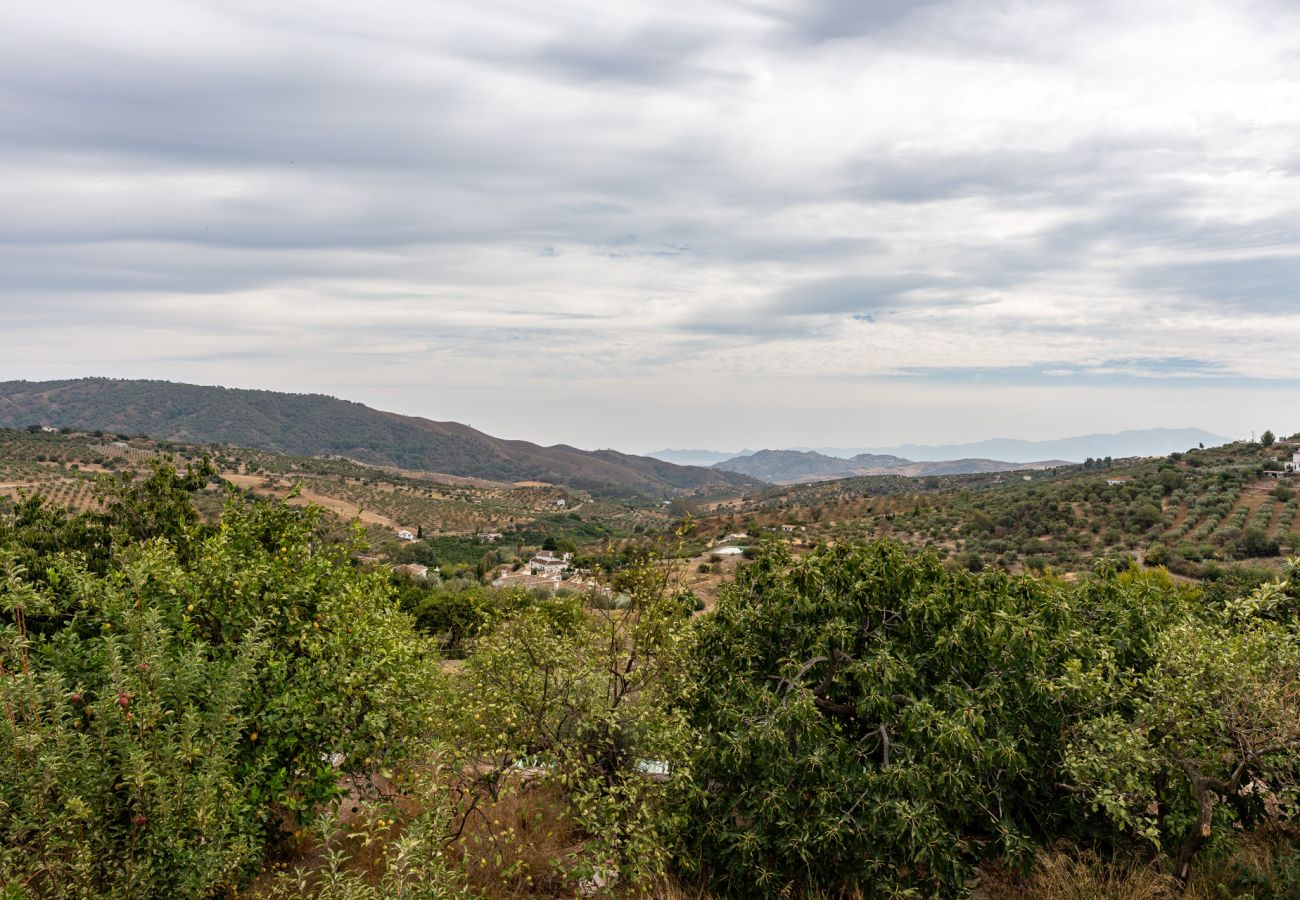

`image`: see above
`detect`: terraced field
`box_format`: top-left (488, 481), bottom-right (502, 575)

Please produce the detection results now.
top-left (0, 430), bottom-right (667, 555)
top-left (687, 438), bottom-right (1300, 576)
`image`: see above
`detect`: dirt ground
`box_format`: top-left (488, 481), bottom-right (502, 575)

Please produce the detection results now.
top-left (221, 473), bottom-right (400, 528)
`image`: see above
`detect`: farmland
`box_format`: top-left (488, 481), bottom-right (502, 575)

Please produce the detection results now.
top-left (686, 438), bottom-right (1300, 581)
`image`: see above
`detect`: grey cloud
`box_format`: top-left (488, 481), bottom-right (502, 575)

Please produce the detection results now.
top-left (2, 0), bottom-right (1299, 450)
top-left (1130, 256), bottom-right (1300, 314)
top-left (529, 26), bottom-right (726, 87)
top-left (771, 274), bottom-right (955, 316)
top-left (758, 0), bottom-right (952, 44)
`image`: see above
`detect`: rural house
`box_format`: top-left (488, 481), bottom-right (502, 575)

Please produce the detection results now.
top-left (528, 551), bottom-right (571, 576)
top-left (393, 563), bottom-right (429, 580)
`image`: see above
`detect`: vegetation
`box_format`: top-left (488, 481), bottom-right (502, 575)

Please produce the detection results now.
top-left (0, 462), bottom-right (441, 897)
top-left (694, 438), bottom-right (1300, 576)
top-left (2, 445), bottom-right (1299, 896)
top-left (0, 379), bottom-right (758, 497)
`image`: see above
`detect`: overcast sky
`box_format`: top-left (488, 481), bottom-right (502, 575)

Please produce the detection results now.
top-left (3, 0), bottom-right (1298, 452)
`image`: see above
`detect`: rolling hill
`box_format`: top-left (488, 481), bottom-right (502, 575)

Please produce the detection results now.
top-left (802, 428), bottom-right (1231, 463)
top-left (0, 378), bottom-right (759, 498)
top-left (712, 448), bottom-right (1069, 483)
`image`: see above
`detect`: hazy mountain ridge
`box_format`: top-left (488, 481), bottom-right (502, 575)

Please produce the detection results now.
top-left (796, 428), bottom-right (1231, 463)
top-left (0, 378), bottom-right (759, 498)
top-left (646, 448), bottom-right (752, 466)
top-left (713, 448), bottom-right (1071, 484)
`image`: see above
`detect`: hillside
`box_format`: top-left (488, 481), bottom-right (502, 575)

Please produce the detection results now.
top-left (713, 448), bottom-right (1066, 483)
top-left (0, 379), bottom-right (758, 498)
top-left (692, 438), bottom-right (1300, 579)
top-left (808, 427), bottom-right (1230, 463)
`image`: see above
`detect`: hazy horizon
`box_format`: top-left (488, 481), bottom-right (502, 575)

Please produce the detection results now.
top-left (3, 1), bottom-right (1299, 451)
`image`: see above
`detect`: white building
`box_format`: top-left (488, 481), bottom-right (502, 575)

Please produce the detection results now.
top-left (1285, 450), bottom-right (1300, 473)
top-left (396, 530), bottom-right (415, 542)
top-left (528, 551), bottom-right (571, 576)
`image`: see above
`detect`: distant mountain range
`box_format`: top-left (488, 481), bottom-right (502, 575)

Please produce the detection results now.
top-left (646, 448), bottom-right (753, 467)
top-left (793, 428), bottom-right (1231, 463)
top-left (0, 379), bottom-right (759, 498)
top-left (712, 449), bottom-right (1071, 484)
top-left (647, 428), bottom-right (1231, 482)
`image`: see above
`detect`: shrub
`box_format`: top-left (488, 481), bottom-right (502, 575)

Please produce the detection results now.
top-left (1239, 527), bottom-right (1281, 559)
top-left (0, 467), bottom-right (443, 895)
top-left (679, 542), bottom-right (1085, 896)
top-left (441, 561), bottom-right (696, 894)
top-left (0, 552), bottom-right (265, 898)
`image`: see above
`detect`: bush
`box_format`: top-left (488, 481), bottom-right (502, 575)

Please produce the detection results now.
top-left (680, 542), bottom-right (1085, 895)
top-left (0, 467), bottom-right (443, 896)
top-left (1145, 542), bottom-right (1169, 567)
top-left (0, 552), bottom-right (265, 898)
top-left (1239, 527), bottom-right (1281, 559)
top-left (441, 562), bottom-right (696, 894)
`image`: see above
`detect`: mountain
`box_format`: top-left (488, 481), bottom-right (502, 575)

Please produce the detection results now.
top-left (713, 449), bottom-right (1069, 484)
top-left (712, 449), bottom-right (867, 481)
top-left (804, 428), bottom-right (1230, 463)
top-left (0, 379), bottom-right (759, 498)
top-left (646, 448), bottom-right (752, 467)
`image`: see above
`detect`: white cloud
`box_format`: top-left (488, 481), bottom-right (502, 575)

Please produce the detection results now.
top-left (2, 0), bottom-right (1299, 450)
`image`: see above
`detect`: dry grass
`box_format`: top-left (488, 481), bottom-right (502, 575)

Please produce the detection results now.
top-left (452, 781), bottom-right (588, 897)
top-left (980, 828), bottom-right (1300, 900)
top-left (980, 850), bottom-right (1179, 900)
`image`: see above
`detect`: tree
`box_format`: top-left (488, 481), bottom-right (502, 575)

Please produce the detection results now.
top-left (1262, 430), bottom-right (1276, 447)
top-left (679, 541), bottom-right (1086, 896)
top-left (1063, 615), bottom-right (1300, 882)
top-left (0, 466), bottom-right (443, 895)
top-left (441, 554), bottom-right (696, 893)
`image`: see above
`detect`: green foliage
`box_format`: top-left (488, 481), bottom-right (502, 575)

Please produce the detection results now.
top-left (1239, 527), bottom-right (1282, 559)
top-left (1062, 614), bottom-right (1300, 881)
top-left (0, 465), bottom-right (442, 897)
top-left (0, 551), bottom-right (265, 898)
top-left (394, 580), bottom-right (536, 653)
top-left (1233, 850), bottom-right (1300, 899)
top-left (680, 541), bottom-right (1083, 895)
top-left (442, 559), bottom-right (697, 892)
top-left (263, 784), bottom-right (471, 900)
top-left (678, 540), bottom-right (1298, 895)
top-left (181, 498), bottom-right (440, 825)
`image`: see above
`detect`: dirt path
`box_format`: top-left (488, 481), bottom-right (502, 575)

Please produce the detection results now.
top-left (1162, 501), bottom-right (1190, 536)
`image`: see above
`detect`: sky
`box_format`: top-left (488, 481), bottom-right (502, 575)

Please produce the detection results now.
top-left (2, 0), bottom-right (1299, 453)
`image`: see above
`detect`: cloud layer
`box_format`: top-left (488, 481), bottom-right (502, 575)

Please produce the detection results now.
top-left (2, 0), bottom-right (1299, 450)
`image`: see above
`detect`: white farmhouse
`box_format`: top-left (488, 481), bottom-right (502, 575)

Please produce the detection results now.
top-left (528, 551), bottom-right (571, 576)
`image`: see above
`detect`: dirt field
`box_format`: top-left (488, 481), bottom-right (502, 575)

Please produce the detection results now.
top-left (221, 473), bottom-right (400, 528)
